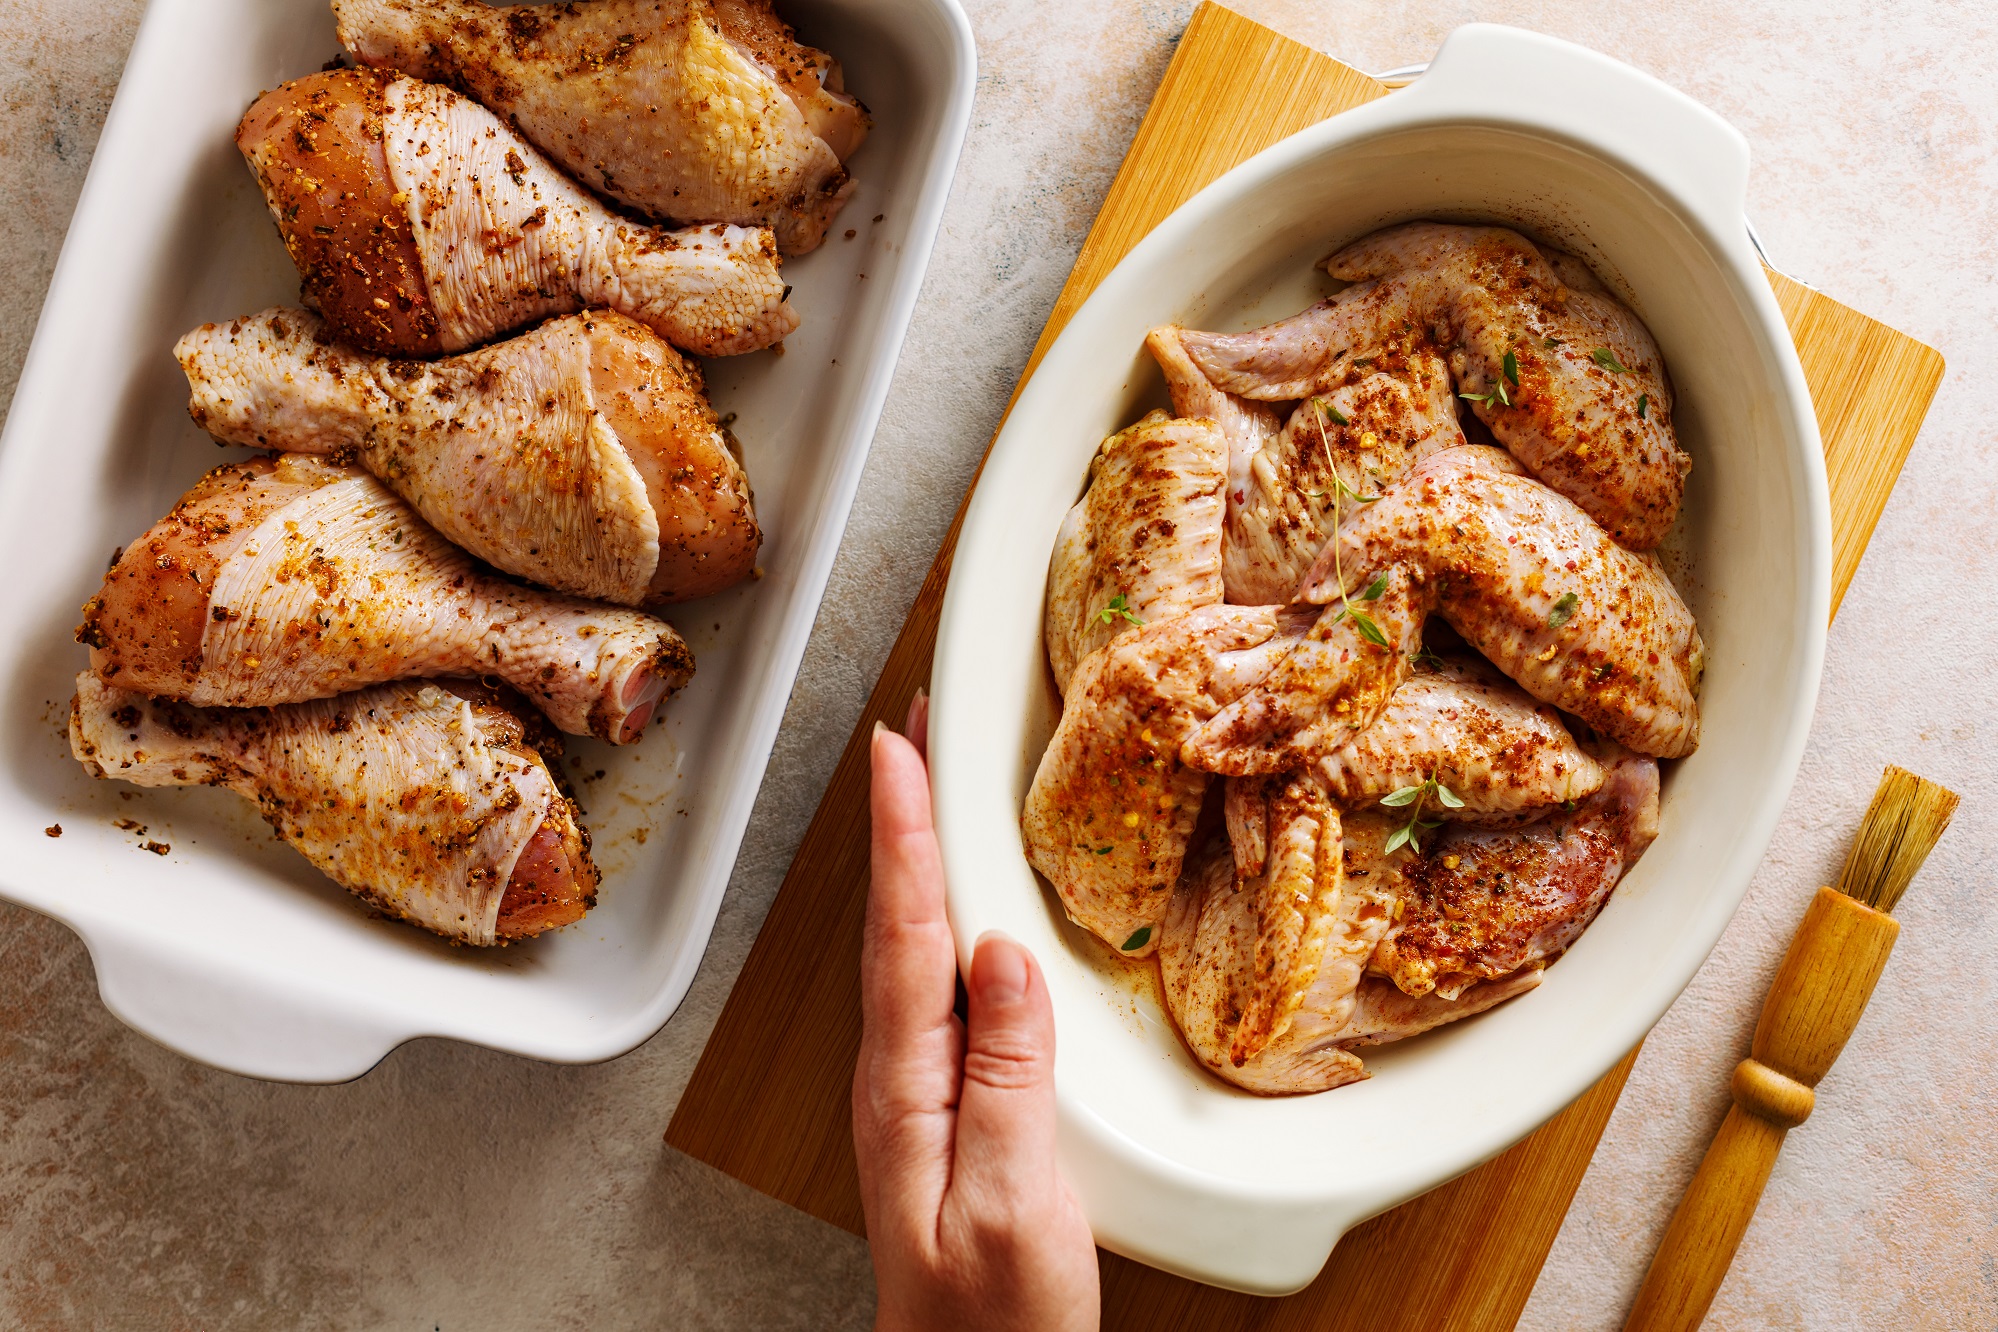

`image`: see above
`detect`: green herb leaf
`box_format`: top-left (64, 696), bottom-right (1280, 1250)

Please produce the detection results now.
top-left (1435, 783), bottom-right (1466, 810)
top-left (1333, 474), bottom-right (1381, 505)
top-left (1358, 572), bottom-right (1388, 601)
top-left (1547, 591), bottom-right (1580, 629)
top-left (1637, 393), bottom-right (1649, 420)
top-left (1383, 823), bottom-right (1413, 854)
top-left (1094, 846), bottom-right (1113, 855)
top-left (1591, 347), bottom-right (1629, 373)
top-left (1120, 926), bottom-right (1152, 951)
top-left (1543, 336), bottom-right (1565, 349)
top-left (1501, 349), bottom-right (1520, 386)
top-left (1349, 611), bottom-right (1390, 649)
top-left (1412, 645), bottom-right (1447, 669)
top-left (1316, 399), bottom-right (1350, 427)
top-left (1380, 784), bottom-right (1425, 808)
top-left (1097, 592), bottom-right (1145, 628)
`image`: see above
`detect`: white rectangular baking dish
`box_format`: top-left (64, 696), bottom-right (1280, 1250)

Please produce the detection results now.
top-left (931, 25), bottom-right (1829, 1295)
top-left (0, 0), bottom-right (972, 1081)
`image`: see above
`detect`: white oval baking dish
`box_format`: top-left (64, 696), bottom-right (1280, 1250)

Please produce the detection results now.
top-left (931, 24), bottom-right (1829, 1296)
top-left (0, 0), bottom-right (972, 1081)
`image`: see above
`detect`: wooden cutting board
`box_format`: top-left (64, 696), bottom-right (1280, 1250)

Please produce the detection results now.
top-left (666, 5), bottom-right (1945, 1324)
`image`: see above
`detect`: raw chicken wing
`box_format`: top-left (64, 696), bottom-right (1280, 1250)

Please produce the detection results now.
top-left (1314, 655), bottom-right (1604, 821)
top-left (71, 673), bottom-right (595, 943)
top-left (1022, 604), bottom-right (1312, 956)
top-left (1148, 323), bottom-right (1463, 603)
top-left (177, 307), bottom-right (758, 604)
top-left (77, 455), bottom-right (692, 743)
top-left (1370, 743), bottom-right (1660, 999)
top-left (1044, 410), bottom-right (1225, 695)
top-left (1187, 447), bottom-right (1702, 773)
top-left (1179, 222), bottom-right (1689, 548)
top-left (335, 0), bottom-right (870, 254)
top-left (237, 69), bottom-right (794, 357)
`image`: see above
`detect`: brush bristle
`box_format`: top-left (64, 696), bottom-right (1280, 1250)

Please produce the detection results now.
top-left (1832, 765), bottom-right (1960, 913)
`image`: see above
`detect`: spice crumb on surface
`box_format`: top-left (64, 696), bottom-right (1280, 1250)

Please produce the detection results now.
top-left (43, 824), bottom-right (60, 837)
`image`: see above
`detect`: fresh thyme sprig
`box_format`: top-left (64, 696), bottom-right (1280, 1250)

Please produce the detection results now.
top-left (1380, 773), bottom-right (1465, 855)
top-left (1097, 592), bottom-right (1144, 628)
top-left (1310, 401), bottom-right (1391, 651)
top-left (1460, 348), bottom-right (1523, 409)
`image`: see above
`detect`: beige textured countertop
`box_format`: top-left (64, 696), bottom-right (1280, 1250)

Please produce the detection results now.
top-left (1, 1), bottom-right (1992, 1327)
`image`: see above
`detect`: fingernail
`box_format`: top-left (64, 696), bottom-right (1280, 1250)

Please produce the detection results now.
top-left (872, 720), bottom-right (886, 738)
top-left (973, 931), bottom-right (1028, 1005)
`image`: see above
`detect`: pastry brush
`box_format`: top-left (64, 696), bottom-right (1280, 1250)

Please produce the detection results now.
top-left (1623, 764), bottom-right (1959, 1332)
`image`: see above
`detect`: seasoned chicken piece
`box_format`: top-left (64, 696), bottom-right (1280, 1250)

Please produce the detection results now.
top-left (1161, 811), bottom-right (1547, 1094)
top-left (1186, 447), bottom-right (1702, 772)
top-left (335, 0), bottom-right (869, 255)
top-left (1044, 411), bottom-right (1226, 694)
top-left (76, 456), bottom-right (692, 743)
top-left (1315, 655), bottom-right (1604, 821)
top-left (1370, 744), bottom-right (1660, 999)
top-left (70, 673), bottom-right (595, 944)
top-left (1148, 323), bottom-right (1463, 603)
top-left (177, 307), bottom-right (758, 605)
top-left (1179, 222), bottom-right (1689, 548)
top-left (1326, 970), bottom-right (1544, 1048)
top-left (1022, 604), bottom-right (1313, 956)
top-left (237, 69), bottom-right (793, 357)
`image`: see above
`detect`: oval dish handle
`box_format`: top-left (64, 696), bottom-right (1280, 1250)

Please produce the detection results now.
top-left (1396, 24), bottom-right (1752, 246)
top-left (85, 922), bottom-right (402, 1083)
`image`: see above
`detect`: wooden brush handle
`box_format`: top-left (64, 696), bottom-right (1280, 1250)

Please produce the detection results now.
top-left (1624, 888), bottom-right (1899, 1331)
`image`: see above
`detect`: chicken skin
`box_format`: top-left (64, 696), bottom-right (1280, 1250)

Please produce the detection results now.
top-left (1159, 815), bottom-right (1542, 1095)
top-left (1314, 655), bottom-right (1604, 821)
top-left (77, 455), bottom-right (693, 743)
top-left (237, 68), bottom-right (793, 357)
top-left (1147, 322), bottom-right (1464, 604)
top-left (1022, 604), bottom-right (1314, 957)
top-left (1186, 447), bottom-right (1703, 773)
top-left (335, 0), bottom-right (870, 255)
top-left (1370, 743), bottom-right (1660, 999)
top-left (1044, 411), bottom-right (1226, 695)
top-left (71, 672), bottom-right (595, 944)
top-left (1178, 223), bottom-right (1689, 549)
top-left (177, 307), bottom-right (759, 604)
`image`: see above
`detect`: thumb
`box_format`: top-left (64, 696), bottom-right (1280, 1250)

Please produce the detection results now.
top-left (949, 932), bottom-right (1060, 1207)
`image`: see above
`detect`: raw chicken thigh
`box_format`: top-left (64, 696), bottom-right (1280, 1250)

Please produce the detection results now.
top-left (77, 455), bottom-right (692, 743)
top-left (177, 307), bottom-right (759, 604)
top-left (1043, 410), bottom-right (1226, 694)
top-left (335, 0), bottom-right (870, 254)
top-left (237, 68), bottom-right (794, 357)
top-left (71, 673), bottom-right (595, 944)
top-left (1179, 223), bottom-right (1689, 549)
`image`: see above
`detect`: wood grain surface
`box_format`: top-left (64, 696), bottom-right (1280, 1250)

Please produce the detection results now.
top-left (665, 4), bottom-right (1944, 1323)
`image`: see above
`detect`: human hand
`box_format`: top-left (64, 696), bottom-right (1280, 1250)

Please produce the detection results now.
top-left (853, 692), bottom-right (1100, 1332)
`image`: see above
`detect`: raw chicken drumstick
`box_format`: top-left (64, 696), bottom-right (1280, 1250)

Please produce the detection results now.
top-left (1178, 222), bottom-right (1689, 549)
top-left (1147, 322), bottom-right (1464, 604)
top-left (177, 307), bottom-right (759, 605)
top-left (1044, 410), bottom-right (1226, 695)
top-left (76, 455), bottom-right (693, 743)
top-left (71, 673), bottom-right (595, 944)
top-left (1186, 447), bottom-right (1703, 774)
top-left (335, 0), bottom-right (871, 255)
top-left (237, 68), bottom-right (794, 358)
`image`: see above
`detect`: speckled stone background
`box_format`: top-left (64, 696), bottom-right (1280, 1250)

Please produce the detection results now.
top-left (1, 1), bottom-right (1992, 1327)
